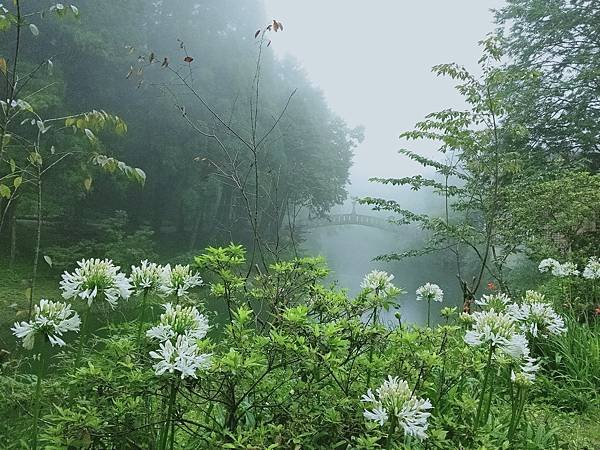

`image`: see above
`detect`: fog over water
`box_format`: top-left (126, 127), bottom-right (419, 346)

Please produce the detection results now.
top-left (264, 1), bottom-right (505, 322)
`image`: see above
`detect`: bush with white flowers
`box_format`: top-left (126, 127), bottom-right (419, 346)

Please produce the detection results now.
top-left (2, 247), bottom-right (592, 449)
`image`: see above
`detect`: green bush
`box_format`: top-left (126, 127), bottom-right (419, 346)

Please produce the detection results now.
top-left (1, 245), bottom-right (598, 449)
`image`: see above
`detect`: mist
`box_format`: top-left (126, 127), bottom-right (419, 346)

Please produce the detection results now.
top-left (2, 1), bottom-right (599, 447)
top-left (264, 0), bottom-right (504, 322)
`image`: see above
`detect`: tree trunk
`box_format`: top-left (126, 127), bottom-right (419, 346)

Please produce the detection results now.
top-left (188, 205), bottom-right (204, 251)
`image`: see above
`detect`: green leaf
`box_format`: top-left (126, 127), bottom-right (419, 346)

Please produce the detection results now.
top-left (28, 152), bottom-right (42, 166)
top-left (84, 128), bottom-right (96, 142)
top-left (43, 255), bottom-right (53, 267)
top-left (83, 177), bottom-right (92, 191)
top-left (0, 184), bottom-right (10, 198)
top-left (9, 159), bottom-right (16, 173)
top-left (13, 176), bottom-right (22, 188)
top-left (29, 23), bottom-right (39, 36)
top-left (134, 167), bottom-right (146, 186)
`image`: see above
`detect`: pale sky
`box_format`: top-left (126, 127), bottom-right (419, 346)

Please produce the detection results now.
top-left (264, 1), bottom-right (505, 201)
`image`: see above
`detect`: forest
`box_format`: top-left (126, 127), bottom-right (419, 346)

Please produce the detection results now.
top-left (0, 0), bottom-right (598, 449)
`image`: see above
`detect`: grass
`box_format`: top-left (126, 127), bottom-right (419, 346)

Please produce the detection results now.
top-left (0, 260), bottom-right (59, 350)
top-left (529, 405), bottom-right (600, 450)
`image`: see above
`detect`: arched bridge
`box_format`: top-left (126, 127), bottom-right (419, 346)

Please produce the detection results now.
top-left (298, 206), bottom-right (397, 232)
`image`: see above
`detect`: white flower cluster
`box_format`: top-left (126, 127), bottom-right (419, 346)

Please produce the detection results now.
top-left (130, 260), bottom-right (167, 295)
top-left (147, 303), bottom-right (211, 379)
top-left (507, 301), bottom-right (566, 338)
top-left (61, 259), bottom-right (203, 307)
top-left (362, 376), bottom-right (433, 440)
top-left (60, 258), bottom-right (132, 307)
top-left (464, 288), bottom-right (567, 388)
top-left (415, 283), bottom-right (444, 303)
top-left (11, 299), bottom-right (80, 350)
top-left (146, 303), bottom-right (209, 342)
top-left (160, 264), bottom-right (203, 298)
top-left (149, 335), bottom-right (211, 379)
top-left (464, 310), bottom-right (529, 359)
top-left (510, 356), bottom-right (540, 386)
top-left (475, 293), bottom-right (511, 312)
top-left (583, 257), bottom-right (600, 280)
top-left (360, 270), bottom-right (398, 298)
top-left (538, 258), bottom-right (579, 277)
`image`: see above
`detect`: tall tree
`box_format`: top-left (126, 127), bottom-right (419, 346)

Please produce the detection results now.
top-left (362, 41), bottom-right (541, 308)
top-left (496, 0), bottom-right (600, 168)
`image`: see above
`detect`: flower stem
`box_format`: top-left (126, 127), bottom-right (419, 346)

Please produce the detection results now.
top-left (475, 345), bottom-right (494, 430)
top-left (482, 363), bottom-right (496, 424)
top-left (32, 351), bottom-right (46, 450)
top-left (75, 305), bottom-right (91, 367)
top-left (160, 379), bottom-right (178, 450)
top-left (508, 385), bottom-right (528, 441)
top-left (136, 290), bottom-right (149, 347)
top-left (385, 414), bottom-right (397, 449)
top-left (427, 299), bottom-right (431, 328)
top-left (366, 306), bottom-right (378, 388)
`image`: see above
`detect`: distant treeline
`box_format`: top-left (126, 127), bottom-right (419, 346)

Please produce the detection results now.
top-left (0, 0), bottom-right (362, 266)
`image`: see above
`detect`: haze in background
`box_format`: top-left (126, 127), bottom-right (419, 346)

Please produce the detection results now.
top-left (263, 1), bottom-right (505, 322)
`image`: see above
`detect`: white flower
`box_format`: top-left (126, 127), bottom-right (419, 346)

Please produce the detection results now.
top-left (130, 260), bottom-right (167, 295)
top-left (475, 293), bottom-right (511, 312)
top-left (415, 283), bottom-right (443, 303)
top-left (149, 335), bottom-right (211, 379)
top-left (507, 302), bottom-right (566, 337)
top-left (464, 310), bottom-right (529, 359)
top-left (11, 299), bottom-right (80, 350)
top-left (360, 270), bottom-right (398, 297)
top-left (511, 357), bottom-right (540, 386)
top-left (363, 404), bottom-right (389, 426)
top-left (538, 258), bottom-right (580, 277)
top-left (60, 258), bottom-right (132, 308)
top-left (398, 397), bottom-right (433, 440)
top-left (552, 261), bottom-right (579, 278)
top-left (362, 376), bottom-right (433, 440)
top-left (503, 333), bottom-right (530, 359)
top-left (583, 257), bottom-right (600, 280)
top-left (146, 303), bottom-right (209, 342)
top-left (523, 290), bottom-right (546, 304)
top-left (538, 258), bottom-right (559, 273)
top-left (159, 264), bottom-right (202, 298)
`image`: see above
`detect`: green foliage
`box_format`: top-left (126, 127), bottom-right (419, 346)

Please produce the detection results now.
top-left (361, 43), bottom-right (535, 303)
top-left (46, 210), bottom-right (157, 271)
top-left (1, 0), bottom-right (360, 258)
top-left (496, 0), bottom-right (600, 164)
top-left (508, 172), bottom-right (600, 258)
top-left (538, 317), bottom-right (600, 411)
top-left (1, 246), bottom-right (598, 449)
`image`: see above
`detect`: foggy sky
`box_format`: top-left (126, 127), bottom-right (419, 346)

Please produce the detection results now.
top-left (264, 0), bottom-right (505, 203)
top-left (262, 1), bottom-right (506, 321)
